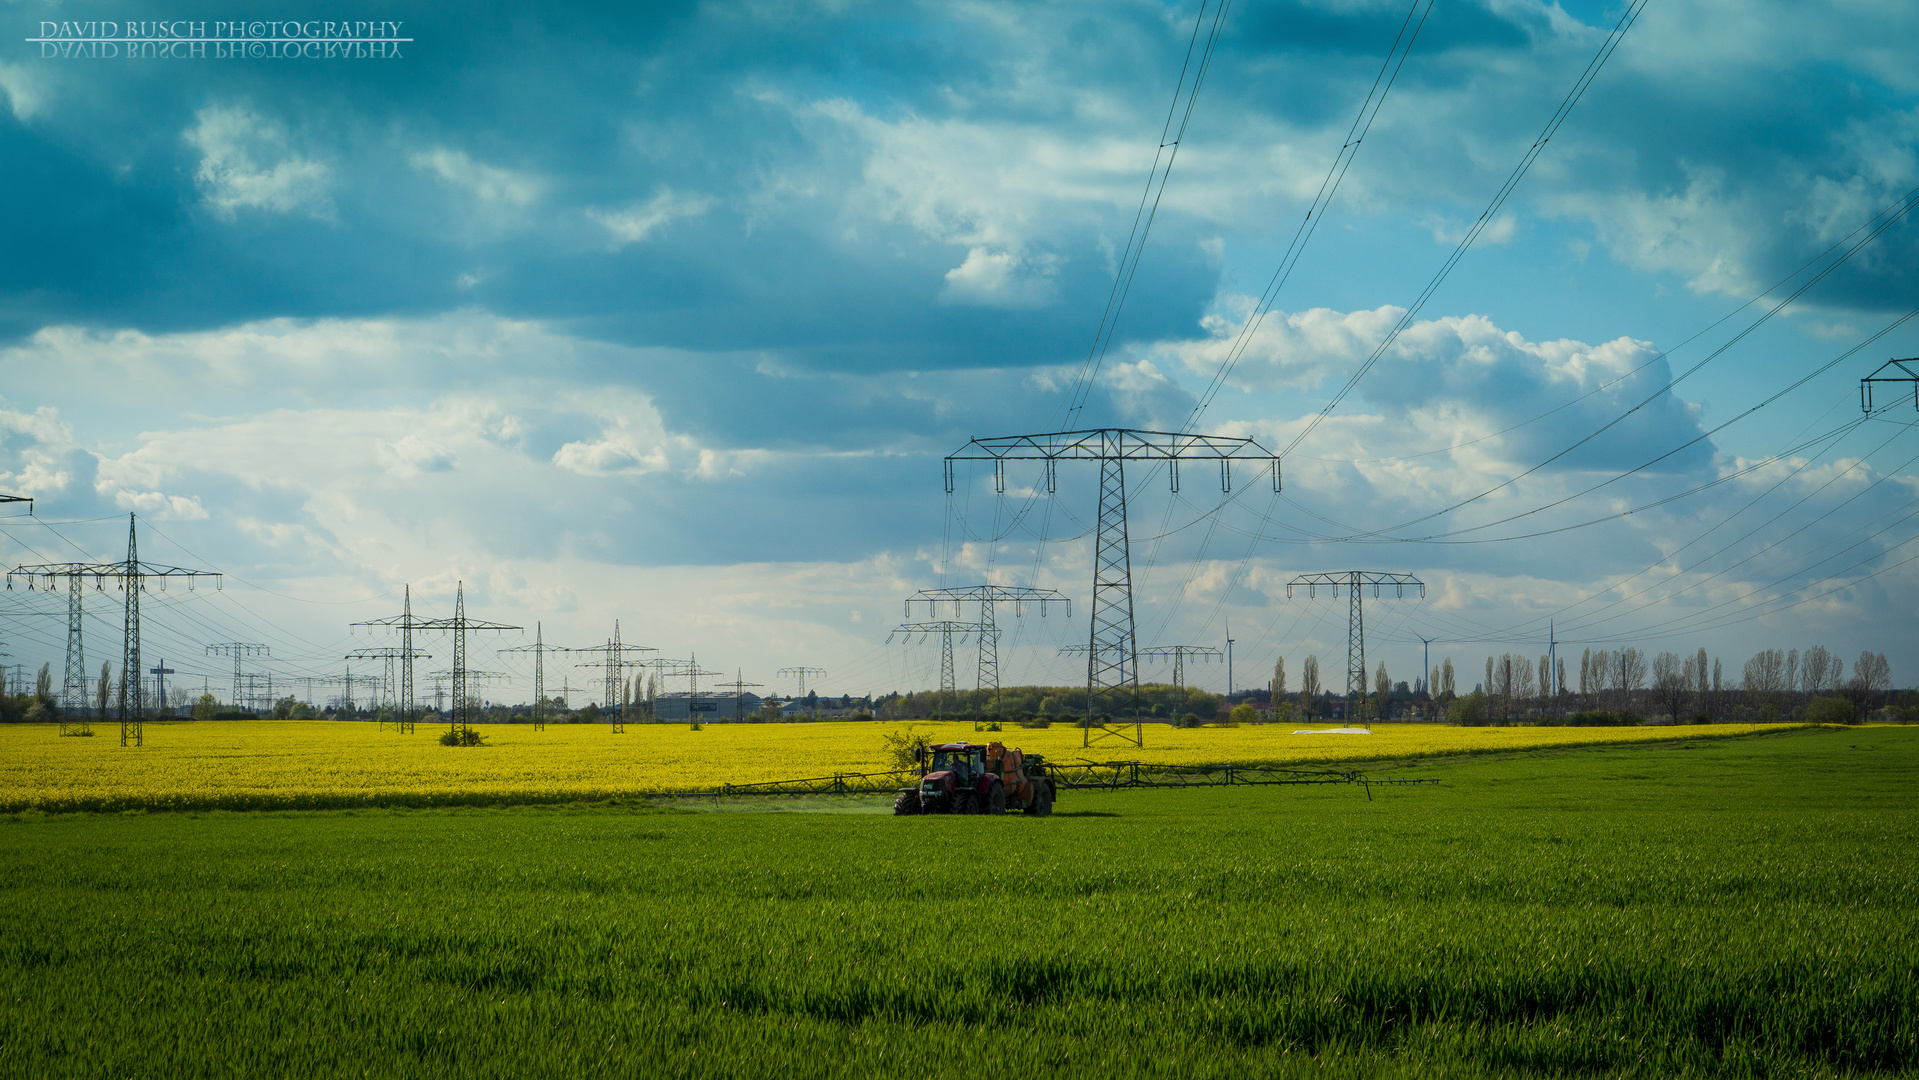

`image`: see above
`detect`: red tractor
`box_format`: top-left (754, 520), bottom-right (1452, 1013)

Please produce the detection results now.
top-left (894, 741), bottom-right (1056, 816)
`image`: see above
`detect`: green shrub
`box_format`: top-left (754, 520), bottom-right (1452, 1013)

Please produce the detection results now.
top-left (438, 728), bottom-right (487, 747)
top-left (1447, 691), bottom-right (1488, 725)
top-left (1804, 696), bottom-right (1858, 725)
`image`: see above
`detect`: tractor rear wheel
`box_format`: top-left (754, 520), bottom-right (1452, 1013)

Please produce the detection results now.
top-left (1025, 785), bottom-right (1053, 816)
top-left (892, 790), bottom-right (921, 816)
top-left (987, 782), bottom-right (1006, 815)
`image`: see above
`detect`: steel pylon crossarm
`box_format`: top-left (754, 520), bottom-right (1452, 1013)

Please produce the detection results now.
top-left (12, 515), bottom-right (221, 746)
top-left (1860, 358), bottom-right (1919, 412)
top-left (944, 429), bottom-right (1281, 750)
top-left (1286, 571), bottom-right (1425, 721)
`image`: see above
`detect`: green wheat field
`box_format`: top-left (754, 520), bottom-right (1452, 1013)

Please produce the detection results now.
top-left (3, 725), bottom-right (1914, 1078)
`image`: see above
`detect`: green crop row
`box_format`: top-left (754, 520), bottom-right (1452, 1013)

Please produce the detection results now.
top-left (1, 726), bottom-right (1913, 1077)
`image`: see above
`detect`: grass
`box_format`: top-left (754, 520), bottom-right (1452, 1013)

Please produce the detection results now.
top-left (0, 725), bottom-right (1913, 1077)
top-left (0, 717), bottom-right (1812, 812)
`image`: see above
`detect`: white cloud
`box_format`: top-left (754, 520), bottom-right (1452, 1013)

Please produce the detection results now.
top-left (376, 434), bottom-right (457, 477)
top-left (185, 105), bottom-right (332, 220)
top-left (409, 147), bottom-right (544, 207)
top-left (939, 246), bottom-right (1060, 308)
top-left (0, 62), bottom-right (48, 121)
top-left (587, 188), bottom-right (714, 248)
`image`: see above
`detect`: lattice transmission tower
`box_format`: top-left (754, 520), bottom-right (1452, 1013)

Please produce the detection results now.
top-left (905, 585), bottom-right (1068, 722)
top-left (888, 620), bottom-right (980, 719)
top-left (776, 666), bottom-right (826, 718)
top-left (945, 429), bottom-right (1278, 747)
top-left (401, 583), bottom-right (519, 736)
top-left (499, 622), bottom-right (567, 731)
top-left (205, 642), bottom-right (268, 710)
top-left (1287, 571), bottom-right (1425, 721)
top-left (353, 585), bottom-right (445, 735)
top-left (570, 621), bottom-right (656, 733)
top-left (721, 671), bottom-right (763, 722)
top-left (10, 514), bottom-right (220, 745)
top-left (346, 646), bottom-right (432, 731)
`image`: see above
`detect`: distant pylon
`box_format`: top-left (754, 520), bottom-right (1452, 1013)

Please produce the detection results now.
top-left (499, 622), bottom-right (568, 731)
top-left (12, 514), bottom-right (221, 746)
top-left (570, 620), bottom-right (657, 733)
top-left (945, 429), bottom-right (1279, 748)
top-left (206, 642), bottom-right (269, 710)
top-left (888, 620), bottom-right (979, 719)
top-left (905, 585), bottom-right (1069, 725)
top-left (1287, 571), bottom-right (1425, 721)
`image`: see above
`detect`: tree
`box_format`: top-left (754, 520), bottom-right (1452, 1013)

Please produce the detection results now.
top-left (1440, 657), bottom-right (1455, 699)
top-left (1373, 662), bottom-right (1389, 717)
top-left (1447, 691), bottom-right (1488, 725)
top-left (1743, 649), bottom-right (1786, 714)
top-left (95, 663), bottom-right (111, 722)
top-left (1847, 651), bottom-right (1892, 714)
top-left (1802, 646), bottom-right (1835, 698)
top-left (1652, 652), bottom-right (1689, 721)
top-left (1617, 648), bottom-right (1647, 705)
top-left (1300, 655), bottom-right (1320, 716)
top-left (192, 693), bottom-right (218, 722)
top-left (1270, 657), bottom-right (1286, 701)
top-left (1228, 702), bottom-right (1256, 725)
top-left (35, 662), bottom-right (53, 705)
top-left (1579, 648), bottom-right (1593, 699)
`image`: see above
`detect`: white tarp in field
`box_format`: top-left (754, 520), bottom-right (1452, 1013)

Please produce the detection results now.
top-left (1291, 727), bottom-right (1372, 734)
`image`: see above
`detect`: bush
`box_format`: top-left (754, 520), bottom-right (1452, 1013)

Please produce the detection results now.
top-left (1228, 703), bottom-right (1256, 726)
top-left (1017, 717), bottom-right (1052, 729)
top-left (1447, 691), bottom-right (1488, 726)
top-left (1565, 710), bottom-right (1640, 727)
top-left (1175, 713), bottom-right (1204, 729)
top-left (438, 728), bottom-right (486, 747)
top-left (1804, 696), bottom-right (1858, 725)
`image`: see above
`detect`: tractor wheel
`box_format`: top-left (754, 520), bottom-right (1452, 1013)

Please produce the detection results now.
top-left (949, 792), bottom-right (973, 815)
top-left (1025, 784), bottom-right (1053, 816)
top-left (892, 790), bottom-right (922, 816)
top-left (986, 782), bottom-right (1006, 815)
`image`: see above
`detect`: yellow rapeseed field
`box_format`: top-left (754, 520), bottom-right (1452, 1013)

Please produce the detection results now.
top-left (0, 719), bottom-right (1803, 812)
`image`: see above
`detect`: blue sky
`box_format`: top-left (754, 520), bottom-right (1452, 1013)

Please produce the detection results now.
top-left (2, 0), bottom-right (1916, 705)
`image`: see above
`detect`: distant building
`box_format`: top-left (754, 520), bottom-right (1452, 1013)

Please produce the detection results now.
top-left (653, 691), bottom-right (762, 722)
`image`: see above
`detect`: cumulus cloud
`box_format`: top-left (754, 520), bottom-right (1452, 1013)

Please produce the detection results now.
top-left (185, 105), bottom-right (332, 220)
top-left (940, 247), bottom-right (1060, 308)
top-left (376, 434), bottom-right (457, 476)
top-left (0, 62), bottom-right (47, 121)
top-left (409, 147), bottom-right (544, 207)
top-left (587, 188), bottom-right (714, 248)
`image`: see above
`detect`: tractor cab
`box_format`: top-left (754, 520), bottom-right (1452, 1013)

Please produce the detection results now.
top-left (924, 743), bottom-right (987, 782)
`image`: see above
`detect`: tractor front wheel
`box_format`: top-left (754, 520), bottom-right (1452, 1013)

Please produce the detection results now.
top-left (949, 792), bottom-right (973, 815)
top-left (892, 790), bottom-right (922, 816)
top-left (987, 783), bottom-right (1006, 815)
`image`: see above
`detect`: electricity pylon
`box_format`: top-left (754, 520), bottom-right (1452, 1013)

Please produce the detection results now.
top-left (664, 654), bottom-right (725, 727)
top-left (1287, 571), bottom-right (1425, 722)
top-left (1145, 644), bottom-right (1223, 717)
top-left (888, 620), bottom-right (981, 719)
top-left (905, 585), bottom-right (1069, 720)
top-left (205, 642), bottom-right (268, 710)
top-left (946, 429), bottom-right (1279, 747)
top-left (776, 666), bottom-right (827, 718)
top-left (426, 668), bottom-right (507, 725)
top-left (721, 670), bottom-right (763, 722)
top-left (1861, 357), bottom-right (1919, 411)
top-left (499, 622), bottom-right (567, 731)
top-left (570, 620), bottom-right (656, 733)
top-left (11, 514), bottom-right (221, 745)
top-left (354, 585), bottom-right (444, 735)
top-left (338, 671), bottom-right (381, 717)
top-left (347, 647), bottom-right (432, 731)
top-left (402, 583), bottom-right (519, 736)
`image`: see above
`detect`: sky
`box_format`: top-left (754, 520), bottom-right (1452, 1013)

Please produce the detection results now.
top-left (1, 0), bottom-right (1916, 708)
